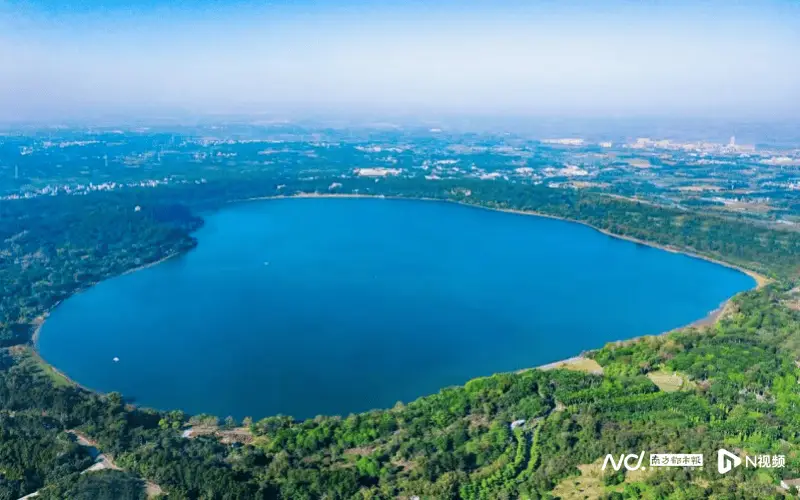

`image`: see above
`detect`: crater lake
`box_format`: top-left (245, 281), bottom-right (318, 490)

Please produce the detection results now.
top-left (38, 197), bottom-right (756, 419)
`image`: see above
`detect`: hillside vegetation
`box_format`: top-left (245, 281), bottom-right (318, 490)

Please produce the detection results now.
top-left (2, 178), bottom-right (800, 499)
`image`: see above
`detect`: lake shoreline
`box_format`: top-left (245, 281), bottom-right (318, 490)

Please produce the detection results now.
top-left (31, 252), bottom-right (181, 347)
top-left (244, 193), bottom-right (767, 374)
top-left (527, 300), bottom-right (731, 373)
top-left (242, 192), bottom-right (770, 289)
top-left (31, 193), bottom-right (765, 407)
top-left (29, 252), bottom-right (183, 390)
top-left (480, 206), bottom-right (769, 289)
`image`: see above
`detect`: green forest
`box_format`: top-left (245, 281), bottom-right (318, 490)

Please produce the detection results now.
top-left (2, 176), bottom-right (800, 499)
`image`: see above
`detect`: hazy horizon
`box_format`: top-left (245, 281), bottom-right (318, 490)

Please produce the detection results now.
top-left (2, 0), bottom-right (799, 122)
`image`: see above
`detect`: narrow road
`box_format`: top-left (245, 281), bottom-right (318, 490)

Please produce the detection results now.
top-left (15, 431), bottom-right (161, 499)
top-left (68, 430), bottom-right (122, 473)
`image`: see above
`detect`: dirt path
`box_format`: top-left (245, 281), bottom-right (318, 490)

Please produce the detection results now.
top-left (66, 430), bottom-right (162, 497)
top-left (68, 430), bottom-right (122, 473)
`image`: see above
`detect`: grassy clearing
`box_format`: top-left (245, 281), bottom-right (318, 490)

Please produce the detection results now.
top-left (184, 425), bottom-right (254, 444)
top-left (554, 357), bottom-right (604, 375)
top-left (13, 346), bottom-right (74, 388)
top-left (527, 356), bottom-right (603, 375)
top-left (647, 370), bottom-right (695, 393)
top-left (551, 457), bottom-right (652, 499)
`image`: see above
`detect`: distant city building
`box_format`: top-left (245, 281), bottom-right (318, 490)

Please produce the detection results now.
top-left (542, 138), bottom-right (585, 146)
top-left (354, 167), bottom-right (401, 177)
top-left (760, 156), bottom-right (799, 166)
top-left (629, 138), bottom-right (654, 149)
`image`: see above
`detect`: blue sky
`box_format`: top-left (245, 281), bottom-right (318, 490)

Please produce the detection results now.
top-left (1, 0), bottom-right (799, 121)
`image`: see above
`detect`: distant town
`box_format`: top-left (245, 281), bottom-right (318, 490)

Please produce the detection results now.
top-left (2, 124), bottom-right (799, 226)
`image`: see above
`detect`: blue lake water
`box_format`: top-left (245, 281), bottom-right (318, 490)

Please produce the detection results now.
top-left (38, 198), bottom-right (755, 419)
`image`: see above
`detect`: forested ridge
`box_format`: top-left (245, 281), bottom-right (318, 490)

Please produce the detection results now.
top-left (2, 176), bottom-right (800, 499)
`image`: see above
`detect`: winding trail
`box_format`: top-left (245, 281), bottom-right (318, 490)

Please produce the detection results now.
top-left (15, 431), bottom-right (163, 500)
